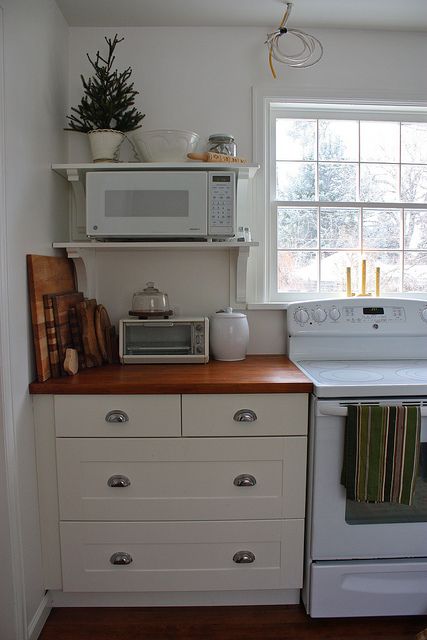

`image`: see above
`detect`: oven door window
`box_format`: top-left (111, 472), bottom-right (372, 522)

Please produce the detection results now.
top-left (125, 324), bottom-right (193, 356)
top-left (345, 442), bottom-right (427, 525)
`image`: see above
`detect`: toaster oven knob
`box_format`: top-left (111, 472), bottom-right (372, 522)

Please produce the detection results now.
top-left (196, 346), bottom-right (203, 353)
top-left (195, 324), bottom-right (203, 332)
top-left (294, 308), bottom-right (309, 324)
top-left (313, 307), bottom-right (327, 323)
top-left (421, 308), bottom-right (427, 322)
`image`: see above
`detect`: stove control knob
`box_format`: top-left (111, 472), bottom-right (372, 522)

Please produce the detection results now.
top-left (294, 308), bottom-right (309, 324)
top-left (329, 307), bottom-right (341, 321)
top-left (422, 308), bottom-right (427, 322)
top-left (313, 307), bottom-right (327, 323)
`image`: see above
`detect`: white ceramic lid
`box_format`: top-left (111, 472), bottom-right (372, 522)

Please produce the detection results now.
top-left (211, 307), bottom-right (246, 319)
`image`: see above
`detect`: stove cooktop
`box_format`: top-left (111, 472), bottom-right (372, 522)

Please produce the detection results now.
top-left (294, 359), bottom-right (427, 398)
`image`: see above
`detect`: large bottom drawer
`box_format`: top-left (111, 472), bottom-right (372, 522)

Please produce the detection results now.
top-left (60, 519), bottom-right (304, 592)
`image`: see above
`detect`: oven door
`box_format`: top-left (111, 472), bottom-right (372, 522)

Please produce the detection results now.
top-left (310, 397), bottom-right (427, 561)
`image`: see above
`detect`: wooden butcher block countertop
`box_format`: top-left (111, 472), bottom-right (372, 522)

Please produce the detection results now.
top-left (29, 355), bottom-right (312, 395)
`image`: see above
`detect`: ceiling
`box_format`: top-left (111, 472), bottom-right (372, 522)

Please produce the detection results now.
top-left (55, 0), bottom-right (427, 31)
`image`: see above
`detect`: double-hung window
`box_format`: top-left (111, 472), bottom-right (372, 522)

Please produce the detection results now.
top-left (266, 102), bottom-right (427, 300)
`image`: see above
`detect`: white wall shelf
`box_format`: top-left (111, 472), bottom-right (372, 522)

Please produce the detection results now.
top-left (53, 241), bottom-right (258, 303)
top-left (52, 162), bottom-right (260, 181)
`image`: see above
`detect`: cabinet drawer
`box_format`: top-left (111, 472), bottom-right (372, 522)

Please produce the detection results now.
top-left (60, 519), bottom-right (304, 592)
top-left (182, 394), bottom-right (308, 437)
top-left (54, 395), bottom-right (181, 437)
top-left (56, 437), bottom-right (307, 521)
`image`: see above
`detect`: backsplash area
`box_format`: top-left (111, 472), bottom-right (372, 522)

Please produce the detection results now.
top-left (94, 249), bottom-right (286, 354)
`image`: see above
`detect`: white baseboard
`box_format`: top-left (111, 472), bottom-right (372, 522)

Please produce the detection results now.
top-left (50, 589), bottom-right (300, 607)
top-left (28, 593), bottom-right (51, 640)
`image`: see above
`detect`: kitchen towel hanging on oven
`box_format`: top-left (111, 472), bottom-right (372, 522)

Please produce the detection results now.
top-left (341, 405), bottom-right (420, 505)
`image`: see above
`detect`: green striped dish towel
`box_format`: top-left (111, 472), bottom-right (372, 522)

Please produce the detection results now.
top-left (341, 405), bottom-right (421, 505)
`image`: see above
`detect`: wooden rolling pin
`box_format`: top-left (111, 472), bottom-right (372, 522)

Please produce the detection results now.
top-left (187, 151), bottom-right (247, 164)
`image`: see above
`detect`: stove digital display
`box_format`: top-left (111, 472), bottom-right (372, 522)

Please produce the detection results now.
top-left (363, 307), bottom-right (384, 315)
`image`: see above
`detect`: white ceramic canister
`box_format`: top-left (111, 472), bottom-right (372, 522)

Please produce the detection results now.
top-left (209, 307), bottom-right (249, 361)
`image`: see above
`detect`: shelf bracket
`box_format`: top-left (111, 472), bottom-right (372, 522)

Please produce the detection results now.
top-left (63, 246), bottom-right (97, 299)
top-left (235, 246), bottom-right (251, 303)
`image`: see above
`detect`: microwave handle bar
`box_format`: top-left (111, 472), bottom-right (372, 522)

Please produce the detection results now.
top-left (319, 404), bottom-right (427, 417)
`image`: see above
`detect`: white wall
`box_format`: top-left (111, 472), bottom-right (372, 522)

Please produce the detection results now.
top-left (66, 26), bottom-right (427, 353)
top-left (1, 0), bottom-right (68, 637)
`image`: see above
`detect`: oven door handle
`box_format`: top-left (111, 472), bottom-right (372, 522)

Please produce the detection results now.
top-left (318, 404), bottom-right (427, 417)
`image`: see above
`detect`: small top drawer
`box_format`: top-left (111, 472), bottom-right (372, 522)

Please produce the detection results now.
top-left (54, 395), bottom-right (181, 437)
top-left (182, 394), bottom-right (308, 437)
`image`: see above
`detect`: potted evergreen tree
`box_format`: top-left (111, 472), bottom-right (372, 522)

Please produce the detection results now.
top-left (65, 34), bottom-right (145, 162)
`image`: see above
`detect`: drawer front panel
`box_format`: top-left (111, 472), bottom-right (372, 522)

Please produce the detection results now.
top-left (182, 394), bottom-right (308, 437)
top-left (55, 395), bottom-right (181, 437)
top-left (57, 437), bottom-right (307, 521)
top-left (60, 519), bottom-right (304, 592)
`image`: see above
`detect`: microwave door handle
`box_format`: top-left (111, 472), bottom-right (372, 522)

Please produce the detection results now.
top-left (318, 404), bottom-right (427, 417)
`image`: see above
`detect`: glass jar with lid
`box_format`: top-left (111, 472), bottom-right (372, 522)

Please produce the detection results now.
top-left (207, 134), bottom-right (236, 157)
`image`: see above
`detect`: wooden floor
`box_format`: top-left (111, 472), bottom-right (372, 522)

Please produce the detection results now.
top-left (39, 605), bottom-right (427, 640)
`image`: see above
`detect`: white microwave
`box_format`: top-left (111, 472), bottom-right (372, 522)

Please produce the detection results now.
top-left (86, 170), bottom-right (236, 239)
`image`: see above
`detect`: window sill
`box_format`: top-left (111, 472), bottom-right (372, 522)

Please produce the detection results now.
top-left (246, 303), bottom-right (289, 310)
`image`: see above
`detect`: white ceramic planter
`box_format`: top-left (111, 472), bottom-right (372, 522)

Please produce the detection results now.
top-left (87, 129), bottom-right (125, 163)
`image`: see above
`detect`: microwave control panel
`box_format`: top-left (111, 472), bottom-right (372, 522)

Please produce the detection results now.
top-left (208, 172), bottom-right (236, 237)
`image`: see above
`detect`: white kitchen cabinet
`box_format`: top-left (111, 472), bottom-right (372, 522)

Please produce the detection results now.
top-left (33, 392), bottom-right (308, 604)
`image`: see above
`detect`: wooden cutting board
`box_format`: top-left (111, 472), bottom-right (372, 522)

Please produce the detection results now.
top-left (77, 299), bottom-right (103, 368)
top-left (27, 255), bottom-right (76, 382)
top-left (95, 304), bottom-right (112, 363)
top-left (51, 291), bottom-right (84, 374)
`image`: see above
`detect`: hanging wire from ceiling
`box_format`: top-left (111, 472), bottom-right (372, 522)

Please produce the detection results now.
top-left (265, 1), bottom-right (323, 78)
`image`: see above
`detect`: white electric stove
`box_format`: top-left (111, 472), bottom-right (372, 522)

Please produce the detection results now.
top-left (287, 297), bottom-right (427, 618)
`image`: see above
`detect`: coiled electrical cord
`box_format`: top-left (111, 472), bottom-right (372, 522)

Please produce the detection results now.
top-left (265, 2), bottom-right (323, 78)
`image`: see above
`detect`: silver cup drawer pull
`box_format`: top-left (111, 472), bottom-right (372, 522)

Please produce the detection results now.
top-left (233, 550), bottom-right (255, 564)
top-left (107, 475), bottom-right (131, 488)
top-left (233, 474), bottom-right (257, 487)
top-left (105, 410), bottom-right (129, 424)
top-left (110, 552), bottom-right (133, 566)
top-left (233, 409), bottom-right (257, 423)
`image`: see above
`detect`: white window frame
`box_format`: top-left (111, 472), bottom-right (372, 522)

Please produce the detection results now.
top-left (251, 87), bottom-right (427, 304)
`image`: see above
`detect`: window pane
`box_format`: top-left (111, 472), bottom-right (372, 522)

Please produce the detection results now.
top-left (365, 252), bottom-right (402, 293)
top-left (276, 161), bottom-right (315, 200)
top-left (320, 251), bottom-right (360, 292)
top-left (276, 118), bottom-right (316, 160)
top-left (401, 165), bottom-right (427, 203)
top-left (363, 209), bottom-right (402, 249)
top-left (318, 120), bottom-right (358, 161)
top-left (405, 209), bottom-right (427, 249)
top-left (360, 121), bottom-right (400, 162)
top-left (278, 251), bottom-right (318, 292)
top-left (277, 207), bottom-right (318, 249)
top-left (402, 123), bottom-right (427, 164)
top-left (319, 163), bottom-right (357, 201)
top-left (320, 208), bottom-right (360, 249)
top-left (360, 164), bottom-right (399, 202)
top-left (404, 252), bottom-right (427, 291)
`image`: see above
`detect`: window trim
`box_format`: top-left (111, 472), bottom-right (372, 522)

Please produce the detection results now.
top-left (251, 88), bottom-right (427, 303)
